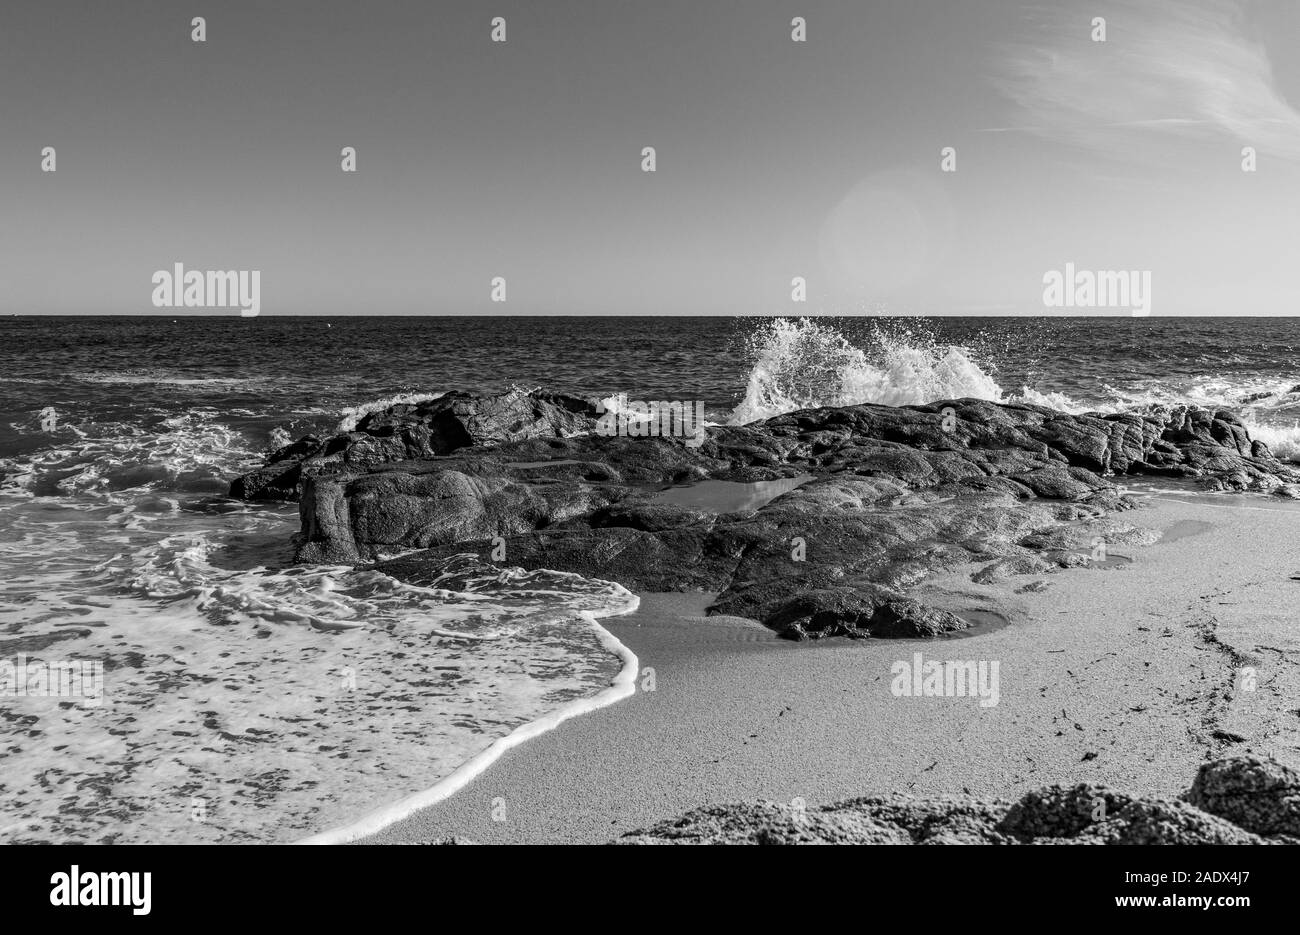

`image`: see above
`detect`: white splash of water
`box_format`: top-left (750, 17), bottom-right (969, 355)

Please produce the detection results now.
top-left (724, 318), bottom-right (1300, 463)
top-left (0, 410), bottom-right (258, 497)
top-left (335, 392), bottom-right (447, 433)
top-left (1013, 386), bottom-right (1094, 414)
top-left (728, 318), bottom-right (1006, 425)
top-left (1242, 420), bottom-right (1300, 461)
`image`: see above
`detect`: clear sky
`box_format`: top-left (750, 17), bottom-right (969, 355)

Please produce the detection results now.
top-left (3, 0), bottom-right (1300, 315)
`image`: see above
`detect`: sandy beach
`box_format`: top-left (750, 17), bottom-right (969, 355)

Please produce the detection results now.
top-left (359, 489), bottom-right (1300, 844)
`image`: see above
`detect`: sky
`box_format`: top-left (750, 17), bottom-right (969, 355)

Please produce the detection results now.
top-left (3, 0), bottom-right (1300, 316)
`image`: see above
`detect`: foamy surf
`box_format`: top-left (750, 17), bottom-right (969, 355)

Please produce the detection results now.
top-left (335, 391), bottom-right (447, 432)
top-left (725, 318), bottom-right (1300, 463)
top-left (0, 405), bottom-right (648, 844)
top-left (1241, 420), bottom-right (1300, 461)
top-left (0, 409), bottom-right (258, 498)
top-left (295, 601), bottom-right (640, 845)
top-left (1099, 377), bottom-right (1300, 462)
top-left (728, 318), bottom-right (1006, 425)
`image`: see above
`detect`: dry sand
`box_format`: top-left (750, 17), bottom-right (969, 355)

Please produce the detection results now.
top-left (360, 489), bottom-right (1300, 844)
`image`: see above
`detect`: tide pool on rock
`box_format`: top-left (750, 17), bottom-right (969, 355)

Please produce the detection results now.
top-left (647, 475), bottom-right (814, 513)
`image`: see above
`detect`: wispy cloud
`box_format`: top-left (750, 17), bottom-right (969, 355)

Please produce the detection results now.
top-left (992, 0), bottom-right (1300, 160)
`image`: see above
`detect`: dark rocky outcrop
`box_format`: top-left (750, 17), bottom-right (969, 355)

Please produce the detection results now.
top-left (617, 755), bottom-right (1300, 844)
top-left (1185, 755), bottom-right (1300, 838)
top-left (232, 389), bottom-right (601, 501)
top-left (242, 395), bottom-right (1292, 504)
top-left (276, 395), bottom-right (1298, 638)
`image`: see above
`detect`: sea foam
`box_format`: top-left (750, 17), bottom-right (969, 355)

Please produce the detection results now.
top-left (728, 318), bottom-right (1006, 425)
top-left (335, 391), bottom-right (447, 432)
top-left (0, 407), bottom-right (642, 844)
top-left (725, 318), bottom-right (1300, 463)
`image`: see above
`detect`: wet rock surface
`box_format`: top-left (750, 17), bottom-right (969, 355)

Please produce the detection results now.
top-left (232, 389), bottom-right (601, 501)
top-left (617, 756), bottom-right (1300, 845)
top-left (253, 394), bottom-right (1299, 639)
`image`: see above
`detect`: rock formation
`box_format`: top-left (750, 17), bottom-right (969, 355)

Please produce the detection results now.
top-left (617, 755), bottom-right (1300, 844)
top-left (235, 394), bottom-right (1300, 639)
top-left (232, 388), bottom-right (601, 501)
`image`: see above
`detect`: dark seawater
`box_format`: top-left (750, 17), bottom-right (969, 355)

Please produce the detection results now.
top-left (2, 314), bottom-right (1299, 844)
top-left (5, 315), bottom-right (1300, 459)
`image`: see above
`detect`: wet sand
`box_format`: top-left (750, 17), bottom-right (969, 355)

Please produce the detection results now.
top-left (359, 492), bottom-right (1300, 845)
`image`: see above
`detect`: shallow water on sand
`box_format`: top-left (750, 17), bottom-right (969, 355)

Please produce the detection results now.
top-left (1158, 519), bottom-right (1217, 543)
top-left (0, 407), bottom-right (635, 843)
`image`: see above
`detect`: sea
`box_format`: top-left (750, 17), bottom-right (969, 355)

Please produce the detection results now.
top-left (3, 314), bottom-right (1300, 843)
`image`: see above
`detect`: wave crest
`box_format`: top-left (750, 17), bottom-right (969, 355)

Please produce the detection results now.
top-left (335, 392), bottom-right (447, 433)
top-left (728, 318), bottom-right (1006, 424)
top-left (0, 410), bottom-right (257, 498)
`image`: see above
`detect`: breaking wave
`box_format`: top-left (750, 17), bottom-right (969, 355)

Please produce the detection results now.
top-left (0, 409), bottom-right (259, 498)
top-left (725, 318), bottom-right (1300, 462)
top-left (1245, 421), bottom-right (1300, 461)
top-left (335, 392), bottom-right (447, 432)
top-left (729, 318), bottom-right (1007, 424)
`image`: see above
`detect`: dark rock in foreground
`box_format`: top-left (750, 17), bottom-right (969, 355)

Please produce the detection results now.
top-left (1186, 755), bottom-right (1300, 837)
top-left (617, 756), bottom-right (1300, 844)
top-left (232, 389), bottom-right (600, 501)
top-left (280, 395), bottom-right (1298, 638)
